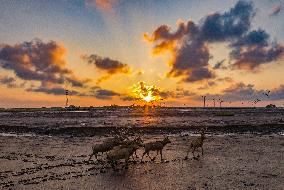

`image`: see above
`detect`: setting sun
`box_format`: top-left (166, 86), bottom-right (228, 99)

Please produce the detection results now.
top-left (132, 81), bottom-right (163, 103)
top-left (143, 94), bottom-right (155, 103)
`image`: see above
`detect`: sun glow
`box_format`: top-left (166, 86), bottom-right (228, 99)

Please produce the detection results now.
top-left (133, 81), bottom-right (163, 103)
top-left (143, 93), bottom-right (155, 102)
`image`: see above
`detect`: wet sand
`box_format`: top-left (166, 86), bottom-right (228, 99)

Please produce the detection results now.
top-left (0, 108), bottom-right (283, 189)
top-left (0, 133), bottom-right (283, 190)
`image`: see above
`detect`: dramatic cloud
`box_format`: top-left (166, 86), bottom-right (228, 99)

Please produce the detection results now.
top-left (200, 1), bottom-right (254, 42)
top-left (270, 85), bottom-right (284, 100)
top-left (230, 43), bottom-right (284, 70)
top-left (269, 5), bottom-right (282, 16)
top-left (0, 40), bottom-right (88, 88)
top-left (82, 54), bottom-right (131, 83)
top-left (82, 54), bottom-right (130, 74)
top-left (93, 88), bottom-right (120, 100)
top-left (193, 82), bottom-right (262, 103)
top-left (167, 32), bottom-right (215, 82)
top-left (145, 20), bottom-right (215, 82)
top-left (167, 86), bottom-right (193, 99)
top-left (145, 1), bottom-right (284, 81)
top-left (26, 83), bottom-right (122, 99)
top-left (203, 82), bottom-right (284, 102)
top-left (85, 0), bottom-right (118, 12)
top-left (120, 95), bottom-right (138, 102)
top-left (220, 82), bottom-right (261, 100)
top-left (230, 29), bottom-right (284, 70)
top-left (0, 75), bottom-right (17, 88)
top-left (27, 86), bottom-right (79, 96)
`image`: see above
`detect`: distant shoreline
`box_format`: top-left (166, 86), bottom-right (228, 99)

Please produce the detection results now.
top-left (0, 108), bottom-right (283, 137)
top-left (1, 123), bottom-right (283, 137)
top-left (0, 106), bottom-right (283, 113)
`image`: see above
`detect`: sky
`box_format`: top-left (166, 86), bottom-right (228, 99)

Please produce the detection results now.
top-left (0, 0), bottom-right (284, 108)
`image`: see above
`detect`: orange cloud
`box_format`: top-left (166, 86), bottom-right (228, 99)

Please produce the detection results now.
top-left (85, 0), bottom-right (118, 12)
top-left (81, 54), bottom-right (131, 84)
top-left (0, 39), bottom-right (91, 95)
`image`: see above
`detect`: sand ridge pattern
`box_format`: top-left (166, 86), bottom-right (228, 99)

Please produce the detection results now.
top-left (0, 134), bottom-right (283, 190)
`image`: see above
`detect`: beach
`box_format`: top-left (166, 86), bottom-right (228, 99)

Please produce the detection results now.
top-left (0, 108), bottom-right (283, 189)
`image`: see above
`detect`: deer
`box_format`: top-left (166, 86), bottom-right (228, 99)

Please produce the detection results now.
top-left (186, 128), bottom-right (206, 159)
top-left (121, 136), bottom-right (143, 158)
top-left (141, 136), bottom-right (171, 162)
top-left (88, 135), bottom-right (125, 161)
top-left (106, 140), bottom-right (142, 170)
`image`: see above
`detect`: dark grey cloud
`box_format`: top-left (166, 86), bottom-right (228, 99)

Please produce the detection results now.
top-left (82, 54), bottom-right (131, 75)
top-left (232, 29), bottom-right (269, 47)
top-left (27, 86), bottom-right (79, 96)
top-left (194, 82), bottom-right (263, 102)
top-left (197, 82), bottom-right (284, 102)
top-left (167, 30), bottom-right (215, 82)
top-left (200, 1), bottom-right (254, 42)
top-left (221, 82), bottom-right (261, 100)
top-left (0, 39), bottom-right (88, 88)
top-left (269, 85), bottom-right (284, 100)
top-left (145, 1), bottom-right (284, 80)
top-left (230, 29), bottom-right (284, 70)
top-left (120, 96), bottom-right (138, 101)
top-left (230, 43), bottom-right (284, 70)
top-left (93, 89), bottom-right (120, 100)
top-left (0, 75), bottom-right (17, 88)
top-left (146, 20), bottom-right (215, 82)
top-left (27, 84), bottom-right (122, 100)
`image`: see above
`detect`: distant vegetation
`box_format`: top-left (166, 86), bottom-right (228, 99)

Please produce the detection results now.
top-left (266, 104), bottom-right (277, 109)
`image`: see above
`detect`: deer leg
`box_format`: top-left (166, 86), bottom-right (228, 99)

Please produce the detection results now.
top-left (192, 147), bottom-right (196, 157)
top-left (110, 160), bottom-right (116, 170)
top-left (141, 151), bottom-right (146, 162)
top-left (96, 153), bottom-right (103, 162)
top-left (201, 146), bottom-right (204, 156)
top-left (124, 158), bottom-right (129, 169)
top-left (131, 154), bottom-right (136, 161)
top-left (147, 152), bottom-right (153, 161)
top-left (88, 153), bottom-right (93, 161)
top-left (151, 150), bottom-right (158, 161)
top-left (160, 150), bottom-right (163, 162)
top-left (197, 147), bottom-right (200, 157)
top-left (134, 150), bottom-right (139, 158)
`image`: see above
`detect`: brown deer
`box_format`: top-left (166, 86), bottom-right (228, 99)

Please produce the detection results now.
top-left (106, 140), bottom-right (142, 169)
top-left (141, 136), bottom-right (171, 162)
top-left (186, 129), bottom-right (206, 159)
top-left (89, 136), bottom-right (124, 161)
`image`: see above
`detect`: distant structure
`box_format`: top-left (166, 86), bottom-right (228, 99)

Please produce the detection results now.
top-left (65, 89), bottom-right (69, 107)
top-left (219, 99), bottom-right (224, 108)
top-left (213, 98), bottom-right (216, 108)
top-left (202, 96), bottom-right (206, 108)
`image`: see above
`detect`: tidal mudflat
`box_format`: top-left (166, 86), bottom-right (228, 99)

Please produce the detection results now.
top-left (0, 108), bottom-right (283, 189)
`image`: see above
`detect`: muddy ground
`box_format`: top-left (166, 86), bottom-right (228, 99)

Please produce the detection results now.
top-left (0, 133), bottom-right (283, 190)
